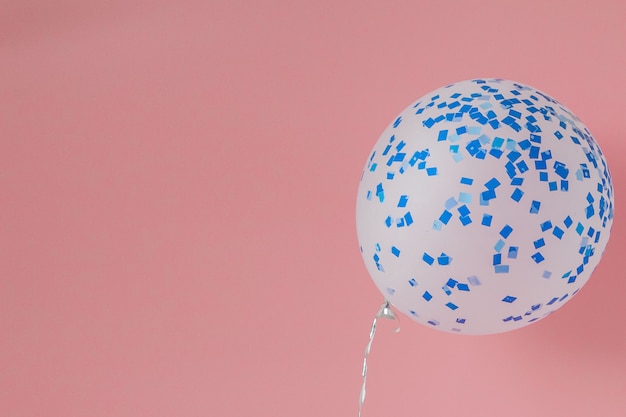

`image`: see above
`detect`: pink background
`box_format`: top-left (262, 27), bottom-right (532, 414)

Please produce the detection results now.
top-left (1, 0), bottom-right (625, 416)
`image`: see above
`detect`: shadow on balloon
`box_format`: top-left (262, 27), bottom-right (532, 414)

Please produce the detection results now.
top-left (521, 135), bottom-right (626, 358)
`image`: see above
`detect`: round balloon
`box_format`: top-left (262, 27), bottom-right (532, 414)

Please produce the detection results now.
top-left (356, 78), bottom-right (614, 335)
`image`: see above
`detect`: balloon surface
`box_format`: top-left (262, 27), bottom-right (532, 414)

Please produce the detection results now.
top-left (356, 79), bottom-right (614, 335)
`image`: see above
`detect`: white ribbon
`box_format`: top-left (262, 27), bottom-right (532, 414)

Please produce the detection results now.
top-left (358, 300), bottom-right (400, 417)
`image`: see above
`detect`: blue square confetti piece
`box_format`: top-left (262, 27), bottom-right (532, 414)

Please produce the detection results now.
top-left (502, 295), bottom-right (517, 303)
top-left (506, 151), bottom-right (522, 162)
top-left (530, 200), bottom-right (541, 214)
top-left (426, 167), bottom-right (438, 176)
top-left (423, 291), bottom-right (433, 301)
top-left (485, 177), bottom-right (501, 190)
top-left (493, 253), bottom-right (502, 265)
top-left (576, 222), bottom-right (584, 235)
top-left (467, 276), bottom-right (481, 286)
top-left (553, 227), bottom-right (564, 239)
top-left (564, 216), bottom-right (573, 228)
top-left (437, 130), bottom-right (448, 141)
top-left (391, 246), bottom-right (401, 257)
top-left (489, 149), bottom-right (503, 158)
top-left (404, 211), bottom-right (414, 226)
top-left (495, 265), bottom-right (510, 274)
top-left (500, 225), bottom-right (513, 239)
top-left (511, 188), bottom-right (524, 202)
top-left (457, 283), bottom-right (470, 291)
top-left (385, 216), bottom-right (393, 227)
top-left (549, 181), bottom-right (558, 191)
top-left (458, 192), bottom-right (472, 203)
top-left (458, 205), bottom-right (471, 217)
top-left (460, 177), bottom-right (474, 185)
top-left (531, 252), bottom-right (545, 263)
top-left (494, 239), bottom-right (505, 253)
top-left (511, 177), bottom-right (524, 186)
top-left (439, 210), bottom-right (453, 225)
top-left (437, 254), bottom-right (451, 265)
top-left (433, 220), bottom-right (443, 231)
top-left (554, 163), bottom-right (569, 179)
top-left (460, 215), bottom-right (472, 226)
top-left (481, 190), bottom-right (496, 201)
top-left (445, 197), bottom-right (458, 209)
top-left (534, 238), bottom-right (545, 249)
top-left (446, 302), bottom-right (459, 310)
top-left (408, 278), bottom-right (417, 286)
top-left (508, 246), bottom-right (518, 259)
top-left (539, 172), bottom-right (548, 182)
top-left (481, 214), bottom-right (493, 226)
top-left (397, 195), bottom-right (408, 208)
top-left (446, 278), bottom-right (457, 288)
top-left (423, 253), bottom-right (435, 265)
top-left (529, 146), bottom-right (540, 159)
top-left (516, 160), bottom-right (529, 173)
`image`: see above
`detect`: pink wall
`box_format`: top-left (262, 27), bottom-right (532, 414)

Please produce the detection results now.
top-left (1, 0), bottom-right (625, 416)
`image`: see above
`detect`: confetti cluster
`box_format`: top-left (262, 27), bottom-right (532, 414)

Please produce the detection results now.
top-left (356, 79), bottom-right (614, 335)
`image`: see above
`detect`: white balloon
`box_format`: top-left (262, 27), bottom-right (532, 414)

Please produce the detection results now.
top-left (356, 79), bottom-right (614, 335)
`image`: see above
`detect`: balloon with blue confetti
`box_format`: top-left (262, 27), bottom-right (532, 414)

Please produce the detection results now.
top-left (356, 79), bottom-right (614, 335)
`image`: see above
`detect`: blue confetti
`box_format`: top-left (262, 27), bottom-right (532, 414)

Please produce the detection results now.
top-left (530, 200), bottom-right (541, 214)
top-left (500, 225), bottom-right (513, 239)
top-left (531, 252), bottom-right (545, 263)
top-left (511, 188), bottom-right (524, 202)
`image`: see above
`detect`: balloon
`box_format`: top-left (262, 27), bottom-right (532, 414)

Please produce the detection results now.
top-left (356, 79), bottom-right (614, 335)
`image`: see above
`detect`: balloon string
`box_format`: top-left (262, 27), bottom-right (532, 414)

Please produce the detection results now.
top-left (359, 300), bottom-right (400, 417)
